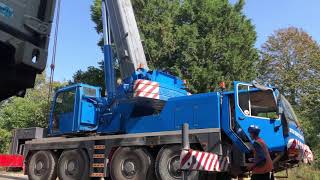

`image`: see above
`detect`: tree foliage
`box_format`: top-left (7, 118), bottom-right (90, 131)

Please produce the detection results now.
top-left (258, 27), bottom-right (320, 105)
top-left (258, 27), bottom-right (320, 168)
top-left (0, 74), bottom-right (64, 153)
top-left (71, 62), bottom-right (105, 90)
top-left (0, 128), bottom-right (11, 153)
top-left (90, 0), bottom-right (258, 92)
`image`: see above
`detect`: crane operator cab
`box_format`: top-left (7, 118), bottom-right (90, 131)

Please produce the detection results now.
top-left (225, 81), bottom-right (312, 171)
top-left (49, 84), bottom-right (102, 135)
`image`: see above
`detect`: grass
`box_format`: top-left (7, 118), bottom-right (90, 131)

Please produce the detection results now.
top-left (275, 165), bottom-right (320, 180)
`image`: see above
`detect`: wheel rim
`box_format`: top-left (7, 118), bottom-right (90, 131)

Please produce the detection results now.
top-left (58, 150), bottom-right (89, 180)
top-left (121, 159), bottom-right (138, 179)
top-left (64, 159), bottom-right (79, 176)
top-left (34, 159), bottom-right (47, 176)
top-left (167, 155), bottom-right (182, 178)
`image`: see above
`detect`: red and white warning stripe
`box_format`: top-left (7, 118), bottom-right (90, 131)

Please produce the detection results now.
top-left (133, 79), bottom-right (160, 99)
top-left (180, 149), bottom-right (229, 172)
top-left (287, 138), bottom-right (314, 163)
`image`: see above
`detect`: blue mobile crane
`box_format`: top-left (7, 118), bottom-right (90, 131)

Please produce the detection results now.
top-left (0, 0), bottom-right (312, 179)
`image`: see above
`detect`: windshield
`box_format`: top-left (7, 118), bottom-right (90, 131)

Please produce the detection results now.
top-left (280, 95), bottom-right (300, 126)
top-left (237, 84), bottom-right (277, 119)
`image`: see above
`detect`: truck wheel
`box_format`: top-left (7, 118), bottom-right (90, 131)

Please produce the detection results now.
top-left (57, 149), bottom-right (89, 180)
top-left (155, 145), bottom-right (198, 180)
top-left (27, 151), bottom-right (57, 180)
top-left (110, 147), bottom-right (155, 180)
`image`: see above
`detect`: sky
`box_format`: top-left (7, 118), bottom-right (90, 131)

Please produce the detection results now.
top-left (47, 0), bottom-right (103, 82)
top-left (47, 0), bottom-right (320, 82)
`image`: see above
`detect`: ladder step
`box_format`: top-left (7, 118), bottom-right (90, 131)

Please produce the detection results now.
top-left (91, 173), bottom-right (104, 177)
top-left (94, 145), bottom-right (105, 150)
top-left (92, 163), bottom-right (105, 168)
top-left (93, 154), bottom-right (105, 158)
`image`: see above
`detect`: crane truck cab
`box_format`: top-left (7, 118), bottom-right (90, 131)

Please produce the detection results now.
top-left (49, 84), bottom-right (102, 135)
top-left (222, 81), bottom-right (311, 174)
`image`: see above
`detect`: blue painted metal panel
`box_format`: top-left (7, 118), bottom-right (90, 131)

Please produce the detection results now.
top-left (221, 95), bottom-right (250, 153)
top-left (285, 122), bottom-right (305, 143)
top-left (77, 85), bottom-right (100, 132)
top-left (103, 45), bottom-right (116, 101)
top-left (59, 112), bottom-right (74, 133)
top-left (233, 81), bottom-right (285, 152)
top-left (80, 100), bottom-right (96, 125)
top-left (150, 70), bottom-right (188, 100)
top-left (97, 101), bottom-right (134, 133)
top-left (119, 69), bottom-right (189, 101)
top-left (158, 82), bottom-right (188, 101)
top-left (122, 92), bottom-right (221, 133)
top-left (150, 71), bottom-right (185, 90)
top-left (98, 113), bottom-right (122, 133)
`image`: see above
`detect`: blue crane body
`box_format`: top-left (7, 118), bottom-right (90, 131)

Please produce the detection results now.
top-left (0, 0), bottom-right (313, 179)
top-left (48, 0), bottom-right (306, 154)
top-left (49, 80), bottom-right (305, 153)
top-left (43, 0), bottom-right (310, 178)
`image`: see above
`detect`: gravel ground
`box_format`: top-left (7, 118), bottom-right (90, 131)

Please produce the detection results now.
top-left (0, 172), bottom-right (28, 180)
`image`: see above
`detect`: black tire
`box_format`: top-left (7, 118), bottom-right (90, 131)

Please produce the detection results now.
top-left (57, 149), bottom-right (89, 180)
top-left (155, 145), bottom-right (198, 180)
top-left (27, 151), bottom-right (57, 180)
top-left (110, 147), bottom-right (155, 180)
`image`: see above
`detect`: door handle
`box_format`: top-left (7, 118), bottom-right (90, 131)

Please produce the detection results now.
top-left (238, 116), bottom-right (246, 120)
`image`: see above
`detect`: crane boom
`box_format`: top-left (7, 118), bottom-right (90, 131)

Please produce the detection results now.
top-left (105, 0), bottom-right (149, 79)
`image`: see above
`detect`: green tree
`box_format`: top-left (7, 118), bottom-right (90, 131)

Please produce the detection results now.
top-left (0, 74), bottom-right (64, 153)
top-left (0, 74), bottom-right (48, 130)
top-left (72, 63), bottom-right (105, 90)
top-left (258, 27), bottom-right (320, 168)
top-left (90, 0), bottom-right (258, 92)
top-left (0, 128), bottom-right (11, 153)
top-left (258, 27), bottom-right (320, 105)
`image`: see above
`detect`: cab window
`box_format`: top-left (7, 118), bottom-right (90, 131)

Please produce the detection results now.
top-left (83, 87), bottom-right (96, 97)
top-left (237, 84), bottom-right (277, 119)
top-left (281, 95), bottom-right (300, 126)
top-left (52, 89), bottom-right (76, 130)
